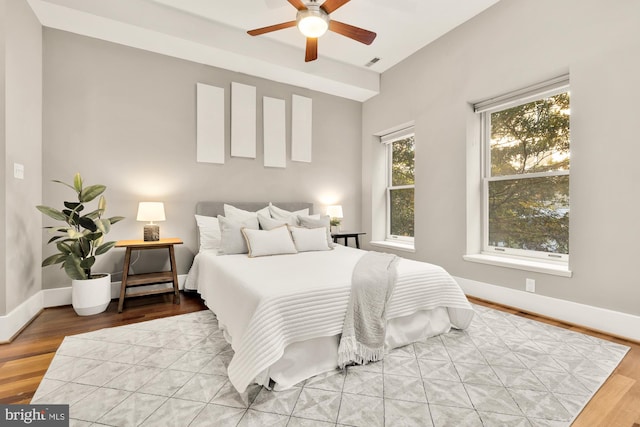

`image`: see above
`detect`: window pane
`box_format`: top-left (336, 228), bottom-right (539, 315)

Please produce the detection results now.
top-left (490, 92), bottom-right (570, 177)
top-left (390, 188), bottom-right (414, 237)
top-left (488, 175), bottom-right (569, 254)
top-left (392, 136), bottom-right (415, 186)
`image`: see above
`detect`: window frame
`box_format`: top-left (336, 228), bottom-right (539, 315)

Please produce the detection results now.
top-left (384, 130), bottom-right (415, 244)
top-left (478, 80), bottom-right (570, 264)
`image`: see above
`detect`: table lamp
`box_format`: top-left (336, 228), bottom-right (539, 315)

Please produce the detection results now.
top-left (326, 205), bottom-right (343, 232)
top-left (137, 202), bottom-right (165, 241)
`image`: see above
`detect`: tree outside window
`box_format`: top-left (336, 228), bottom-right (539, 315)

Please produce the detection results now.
top-left (485, 91), bottom-right (570, 258)
top-left (388, 135), bottom-right (415, 240)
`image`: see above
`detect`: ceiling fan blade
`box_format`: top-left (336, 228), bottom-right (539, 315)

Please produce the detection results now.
top-left (305, 38), bottom-right (318, 62)
top-left (320, 0), bottom-right (350, 14)
top-left (329, 20), bottom-right (377, 45)
top-left (287, 0), bottom-right (308, 10)
top-left (247, 20), bottom-right (297, 36)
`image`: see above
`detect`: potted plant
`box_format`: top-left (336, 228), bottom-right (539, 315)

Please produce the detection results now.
top-left (37, 173), bottom-right (124, 316)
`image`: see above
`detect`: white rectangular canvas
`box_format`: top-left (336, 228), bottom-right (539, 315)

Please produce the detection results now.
top-left (263, 97), bottom-right (286, 168)
top-left (291, 94), bottom-right (312, 163)
top-left (231, 82), bottom-right (257, 158)
top-left (196, 83), bottom-right (225, 164)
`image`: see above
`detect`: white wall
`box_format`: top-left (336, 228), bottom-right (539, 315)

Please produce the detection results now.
top-left (42, 29), bottom-right (363, 290)
top-left (0, 0), bottom-right (42, 315)
top-left (362, 0), bottom-right (640, 316)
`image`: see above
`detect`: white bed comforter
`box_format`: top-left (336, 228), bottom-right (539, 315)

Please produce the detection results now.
top-left (185, 245), bottom-right (474, 393)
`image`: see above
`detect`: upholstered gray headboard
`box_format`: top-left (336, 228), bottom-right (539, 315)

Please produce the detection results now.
top-left (195, 202), bottom-right (314, 217)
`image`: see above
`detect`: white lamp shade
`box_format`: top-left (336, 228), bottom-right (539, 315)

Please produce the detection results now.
top-left (326, 205), bottom-right (343, 219)
top-left (137, 202), bottom-right (166, 222)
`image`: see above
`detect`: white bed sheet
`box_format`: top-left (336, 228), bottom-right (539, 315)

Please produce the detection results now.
top-left (186, 245), bottom-right (474, 392)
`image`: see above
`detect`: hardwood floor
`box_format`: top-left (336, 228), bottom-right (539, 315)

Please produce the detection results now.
top-left (0, 293), bottom-right (638, 425)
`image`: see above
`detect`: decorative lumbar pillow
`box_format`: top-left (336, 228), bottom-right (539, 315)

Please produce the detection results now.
top-left (195, 215), bottom-right (221, 251)
top-left (224, 204), bottom-right (270, 224)
top-left (258, 213), bottom-right (296, 231)
top-left (297, 214), bottom-right (335, 248)
top-left (289, 226), bottom-right (332, 252)
top-left (268, 203), bottom-right (310, 222)
top-left (241, 225), bottom-right (298, 257)
top-left (218, 215), bottom-right (259, 255)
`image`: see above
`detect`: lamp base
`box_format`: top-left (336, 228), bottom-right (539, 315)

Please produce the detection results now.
top-left (143, 224), bottom-right (160, 241)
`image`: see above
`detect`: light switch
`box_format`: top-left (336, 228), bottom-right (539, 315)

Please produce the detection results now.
top-left (14, 163), bottom-right (24, 180)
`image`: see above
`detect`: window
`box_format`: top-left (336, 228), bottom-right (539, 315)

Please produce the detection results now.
top-left (477, 77), bottom-right (570, 262)
top-left (383, 128), bottom-right (415, 243)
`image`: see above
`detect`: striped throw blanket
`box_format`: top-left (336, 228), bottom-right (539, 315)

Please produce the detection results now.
top-left (338, 251), bottom-right (399, 368)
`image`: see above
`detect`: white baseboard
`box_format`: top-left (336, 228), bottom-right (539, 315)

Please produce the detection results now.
top-left (1, 274), bottom-right (189, 343)
top-left (455, 276), bottom-right (640, 342)
top-left (0, 291), bottom-right (44, 343)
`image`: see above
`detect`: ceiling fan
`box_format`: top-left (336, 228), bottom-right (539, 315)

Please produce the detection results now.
top-left (247, 0), bottom-right (377, 62)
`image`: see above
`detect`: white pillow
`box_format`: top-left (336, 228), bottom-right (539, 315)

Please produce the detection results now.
top-left (241, 225), bottom-right (298, 258)
top-left (297, 215), bottom-right (335, 248)
top-left (258, 213), bottom-right (296, 230)
top-left (195, 215), bottom-right (221, 251)
top-left (289, 226), bottom-right (332, 252)
top-left (299, 214), bottom-right (322, 220)
top-left (268, 203), bottom-right (310, 222)
top-left (224, 204), bottom-right (270, 223)
top-left (218, 215), bottom-right (259, 254)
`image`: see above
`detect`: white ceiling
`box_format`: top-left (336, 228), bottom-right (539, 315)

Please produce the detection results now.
top-left (28, 0), bottom-right (500, 101)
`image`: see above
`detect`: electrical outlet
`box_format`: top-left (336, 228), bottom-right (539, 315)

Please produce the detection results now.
top-left (526, 278), bottom-right (535, 293)
top-left (14, 163), bottom-right (24, 179)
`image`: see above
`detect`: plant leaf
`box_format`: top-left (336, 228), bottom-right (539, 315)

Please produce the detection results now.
top-left (64, 201), bottom-right (84, 212)
top-left (79, 185), bottom-right (106, 203)
top-left (96, 218), bottom-right (111, 235)
top-left (98, 195), bottom-right (106, 213)
top-left (73, 173), bottom-right (83, 193)
top-left (79, 238), bottom-right (90, 257)
top-left (82, 209), bottom-right (101, 220)
top-left (36, 206), bottom-right (67, 222)
top-left (85, 232), bottom-right (103, 241)
top-left (67, 229), bottom-right (84, 240)
top-left (109, 216), bottom-right (125, 225)
top-left (80, 256), bottom-right (95, 269)
top-left (64, 254), bottom-right (86, 280)
top-left (42, 253), bottom-right (66, 267)
top-left (52, 180), bottom-right (75, 192)
top-left (56, 242), bottom-right (72, 254)
top-left (79, 216), bottom-right (98, 232)
top-left (62, 209), bottom-right (80, 225)
top-left (95, 241), bottom-right (116, 256)
top-left (47, 235), bottom-right (65, 244)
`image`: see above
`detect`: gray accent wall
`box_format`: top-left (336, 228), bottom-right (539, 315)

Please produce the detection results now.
top-left (362, 0), bottom-right (640, 316)
top-left (42, 29), bottom-right (362, 290)
top-left (0, 0), bottom-right (42, 316)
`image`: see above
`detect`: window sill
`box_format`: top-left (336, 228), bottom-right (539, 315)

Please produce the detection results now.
top-left (463, 253), bottom-right (572, 277)
top-left (370, 240), bottom-right (415, 253)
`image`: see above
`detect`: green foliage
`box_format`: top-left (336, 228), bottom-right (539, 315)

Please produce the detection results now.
top-left (390, 136), bottom-right (415, 237)
top-left (488, 92), bottom-right (570, 254)
top-left (392, 137), bottom-right (415, 186)
top-left (37, 173), bottom-right (124, 280)
top-left (390, 188), bottom-right (414, 237)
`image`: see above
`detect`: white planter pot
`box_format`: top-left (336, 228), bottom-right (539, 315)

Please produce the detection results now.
top-left (72, 273), bottom-right (111, 316)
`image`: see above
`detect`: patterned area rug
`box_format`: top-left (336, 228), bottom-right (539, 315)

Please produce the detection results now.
top-left (31, 304), bottom-right (629, 427)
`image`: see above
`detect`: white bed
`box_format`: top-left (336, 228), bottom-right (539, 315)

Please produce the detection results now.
top-left (185, 202), bottom-right (474, 393)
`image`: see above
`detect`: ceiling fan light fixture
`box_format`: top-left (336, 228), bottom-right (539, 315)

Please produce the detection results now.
top-left (296, 7), bottom-right (329, 38)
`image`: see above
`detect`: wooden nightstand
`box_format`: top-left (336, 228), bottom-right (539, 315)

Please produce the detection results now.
top-left (331, 231), bottom-right (366, 249)
top-left (115, 238), bottom-right (183, 313)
